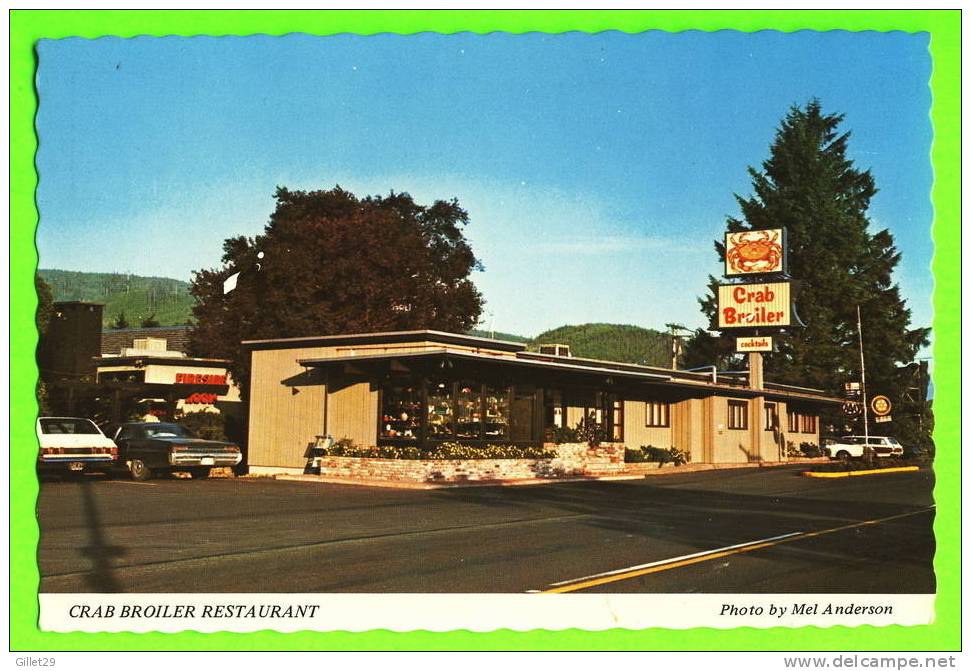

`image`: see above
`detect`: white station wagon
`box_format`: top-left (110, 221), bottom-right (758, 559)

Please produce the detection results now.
top-left (36, 417), bottom-right (118, 475)
top-left (824, 435), bottom-right (905, 460)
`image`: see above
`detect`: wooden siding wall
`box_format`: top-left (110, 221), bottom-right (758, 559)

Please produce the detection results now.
top-left (711, 396), bottom-right (755, 463)
top-left (673, 399), bottom-right (704, 464)
top-left (622, 400), bottom-right (673, 449)
top-left (762, 400), bottom-right (786, 462)
top-left (326, 379), bottom-right (378, 447)
top-left (247, 346), bottom-right (332, 469)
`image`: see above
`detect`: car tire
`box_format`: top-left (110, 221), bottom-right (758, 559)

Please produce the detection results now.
top-left (835, 450), bottom-right (851, 462)
top-left (190, 467), bottom-right (211, 480)
top-left (129, 459), bottom-right (153, 482)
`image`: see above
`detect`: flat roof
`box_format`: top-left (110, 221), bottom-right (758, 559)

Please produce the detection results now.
top-left (243, 329), bottom-right (528, 353)
top-left (299, 348), bottom-right (672, 383)
top-left (297, 348), bottom-right (841, 405)
top-left (95, 355), bottom-right (230, 368)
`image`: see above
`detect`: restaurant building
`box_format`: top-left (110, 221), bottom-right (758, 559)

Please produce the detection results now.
top-left (244, 330), bottom-right (839, 474)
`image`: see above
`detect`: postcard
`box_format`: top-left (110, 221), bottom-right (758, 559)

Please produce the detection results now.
top-left (11, 9), bottom-right (961, 654)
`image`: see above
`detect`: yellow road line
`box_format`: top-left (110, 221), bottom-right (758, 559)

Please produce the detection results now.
top-left (803, 466), bottom-right (920, 478)
top-left (541, 506), bottom-right (935, 593)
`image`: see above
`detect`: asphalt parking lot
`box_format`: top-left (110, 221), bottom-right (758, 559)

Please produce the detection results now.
top-left (37, 465), bottom-right (936, 593)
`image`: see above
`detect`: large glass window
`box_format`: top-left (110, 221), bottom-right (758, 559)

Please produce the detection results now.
top-left (764, 403), bottom-right (778, 430)
top-left (728, 400), bottom-right (748, 430)
top-left (454, 382), bottom-right (482, 439)
top-left (801, 414), bottom-right (817, 434)
top-left (426, 380), bottom-right (454, 439)
top-left (544, 389), bottom-right (564, 429)
top-left (484, 385), bottom-right (510, 439)
top-left (787, 410), bottom-right (799, 433)
top-left (611, 397), bottom-right (624, 442)
top-left (645, 401), bottom-right (670, 427)
top-left (380, 384), bottom-right (421, 439)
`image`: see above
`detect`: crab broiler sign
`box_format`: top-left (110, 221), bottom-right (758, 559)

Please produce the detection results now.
top-left (718, 283), bottom-right (792, 328)
top-left (724, 228), bottom-right (785, 276)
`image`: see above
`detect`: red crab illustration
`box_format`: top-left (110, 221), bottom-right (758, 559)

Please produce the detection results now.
top-left (726, 229), bottom-right (783, 273)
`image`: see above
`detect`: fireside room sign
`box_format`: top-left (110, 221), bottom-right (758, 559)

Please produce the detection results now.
top-left (735, 336), bottom-right (774, 353)
top-left (724, 228), bottom-right (785, 276)
top-left (718, 282), bottom-right (791, 328)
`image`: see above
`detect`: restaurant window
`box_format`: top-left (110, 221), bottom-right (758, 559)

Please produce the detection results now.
top-left (611, 397), bottom-right (624, 442)
top-left (380, 384), bottom-right (421, 439)
top-left (764, 403), bottom-right (778, 431)
top-left (454, 382), bottom-right (482, 439)
top-left (426, 379), bottom-right (454, 439)
top-left (801, 414), bottom-right (817, 434)
top-left (728, 400), bottom-right (748, 430)
top-left (484, 385), bottom-right (510, 439)
top-left (787, 410), bottom-right (799, 433)
top-left (544, 389), bottom-right (565, 429)
top-left (645, 401), bottom-right (669, 428)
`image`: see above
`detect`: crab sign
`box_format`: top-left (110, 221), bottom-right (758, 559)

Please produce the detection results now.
top-left (725, 229), bottom-right (784, 275)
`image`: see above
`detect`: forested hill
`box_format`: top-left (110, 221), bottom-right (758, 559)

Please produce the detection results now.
top-left (473, 323), bottom-right (672, 367)
top-left (532, 323), bottom-right (671, 366)
top-left (37, 272), bottom-right (671, 363)
top-left (38, 269), bottom-right (194, 327)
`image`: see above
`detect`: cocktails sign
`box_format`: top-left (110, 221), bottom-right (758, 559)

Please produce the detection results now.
top-left (735, 336), bottom-right (773, 352)
top-left (725, 228), bottom-right (785, 276)
top-left (718, 283), bottom-right (791, 328)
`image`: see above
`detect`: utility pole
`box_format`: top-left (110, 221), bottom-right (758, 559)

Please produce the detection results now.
top-left (857, 305), bottom-right (871, 458)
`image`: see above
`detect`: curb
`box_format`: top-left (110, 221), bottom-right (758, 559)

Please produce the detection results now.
top-left (802, 466), bottom-right (920, 479)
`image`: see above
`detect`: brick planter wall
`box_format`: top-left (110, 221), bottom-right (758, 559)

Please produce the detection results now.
top-left (314, 442), bottom-right (625, 483)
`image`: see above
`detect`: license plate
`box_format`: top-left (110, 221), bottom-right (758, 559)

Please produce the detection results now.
top-left (68, 462), bottom-right (85, 472)
top-left (200, 457), bottom-right (215, 466)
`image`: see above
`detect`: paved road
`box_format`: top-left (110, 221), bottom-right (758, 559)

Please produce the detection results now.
top-left (37, 466), bottom-right (935, 593)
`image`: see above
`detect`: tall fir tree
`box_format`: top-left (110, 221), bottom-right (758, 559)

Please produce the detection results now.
top-left (693, 100), bottom-right (930, 444)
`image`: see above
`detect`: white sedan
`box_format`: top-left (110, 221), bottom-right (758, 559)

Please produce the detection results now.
top-left (37, 417), bottom-right (118, 475)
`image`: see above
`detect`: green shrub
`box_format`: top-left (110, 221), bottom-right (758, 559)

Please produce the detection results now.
top-left (176, 410), bottom-right (228, 441)
top-left (545, 425), bottom-right (579, 444)
top-left (575, 413), bottom-right (607, 448)
top-left (799, 442), bottom-right (825, 458)
top-left (626, 445), bottom-right (689, 466)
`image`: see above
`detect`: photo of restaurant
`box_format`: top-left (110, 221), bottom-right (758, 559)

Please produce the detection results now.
top-left (244, 330), bottom-right (839, 473)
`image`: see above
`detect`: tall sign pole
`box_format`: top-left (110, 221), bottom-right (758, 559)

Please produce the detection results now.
top-left (857, 305), bottom-right (869, 446)
top-left (718, 228), bottom-right (791, 460)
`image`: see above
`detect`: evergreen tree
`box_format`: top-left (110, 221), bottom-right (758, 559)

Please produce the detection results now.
top-left (35, 273), bottom-right (54, 334)
top-left (111, 311), bottom-right (130, 329)
top-left (692, 100), bottom-right (930, 441)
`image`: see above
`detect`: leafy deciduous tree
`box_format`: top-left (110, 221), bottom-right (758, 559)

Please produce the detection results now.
top-left (189, 186), bottom-right (485, 395)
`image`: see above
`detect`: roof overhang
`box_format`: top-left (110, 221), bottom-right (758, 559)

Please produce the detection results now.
top-left (298, 348), bottom-right (672, 383)
top-left (243, 329), bottom-right (527, 353)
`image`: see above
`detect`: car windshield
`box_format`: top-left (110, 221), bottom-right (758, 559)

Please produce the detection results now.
top-left (40, 418), bottom-right (101, 435)
top-left (140, 424), bottom-right (193, 439)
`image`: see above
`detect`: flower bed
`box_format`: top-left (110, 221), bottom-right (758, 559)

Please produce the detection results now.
top-left (309, 442), bottom-right (625, 483)
top-left (319, 441), bottom-right (556, 460)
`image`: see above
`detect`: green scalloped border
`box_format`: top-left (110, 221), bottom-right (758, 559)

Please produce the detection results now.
top-left (10, 9), bottom-right (960, 652)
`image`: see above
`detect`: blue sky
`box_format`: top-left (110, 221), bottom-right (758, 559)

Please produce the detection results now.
top-left (35, 31), bottom-right (933, 342)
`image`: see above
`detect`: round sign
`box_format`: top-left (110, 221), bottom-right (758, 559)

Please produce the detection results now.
top-left (870, 395), bottom-right (892, 416)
